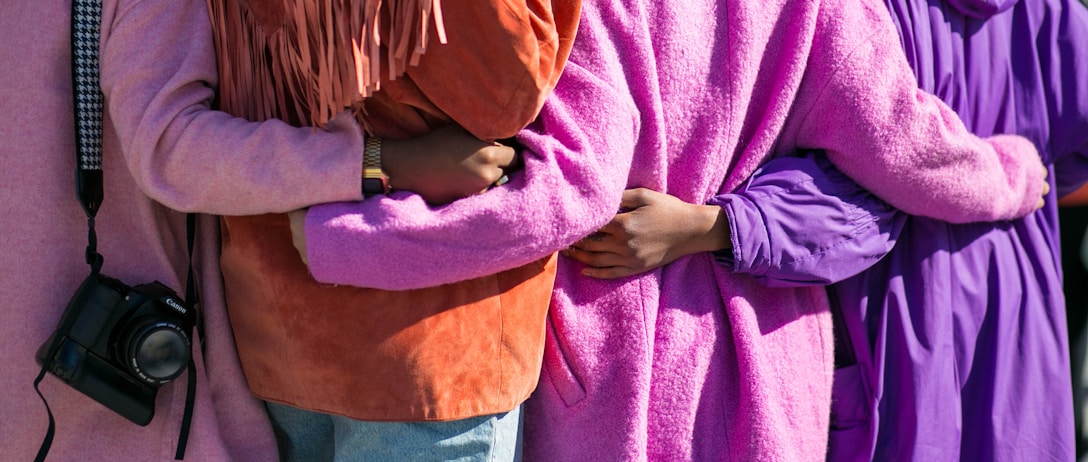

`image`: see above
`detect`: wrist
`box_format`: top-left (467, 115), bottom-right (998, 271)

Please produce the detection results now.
top-left (690, 204), bottom-right (731, 254)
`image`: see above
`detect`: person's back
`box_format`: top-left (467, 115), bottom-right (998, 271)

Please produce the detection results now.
top-left (515, 0), bottom-right (1048, 459)
top-left (0, 0), bottom-right (371, 459)
top-left (827, 0), bottom-right (1088, 460)
top-left (206, 1), bottom-right (582, 459)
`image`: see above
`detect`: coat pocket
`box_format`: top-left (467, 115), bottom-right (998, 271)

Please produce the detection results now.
top-left (542, 311), bottom-right (586, 407)
top-left (827, 363), bottom-right (873, 462)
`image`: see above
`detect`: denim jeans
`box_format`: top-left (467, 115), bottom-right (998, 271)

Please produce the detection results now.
top-left (265, 401), bottom-right (523, 462)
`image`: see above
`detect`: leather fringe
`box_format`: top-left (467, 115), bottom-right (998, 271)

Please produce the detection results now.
top-left (206, 0), bottom-right (447, 127)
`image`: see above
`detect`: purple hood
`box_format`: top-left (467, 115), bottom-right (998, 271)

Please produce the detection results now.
top-left (945, 0), bottom-right (1020, 18)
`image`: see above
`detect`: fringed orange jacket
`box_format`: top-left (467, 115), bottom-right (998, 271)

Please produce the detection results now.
top-left (206, 0), bottom-right (579, 421)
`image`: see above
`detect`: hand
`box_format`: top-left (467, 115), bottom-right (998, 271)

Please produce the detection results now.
top-left (563, 188), bottom-right (730, 279)
top-left (382, 124), bottom-right (518, 205)
top-left (288, 208), bottom-right (309, 266)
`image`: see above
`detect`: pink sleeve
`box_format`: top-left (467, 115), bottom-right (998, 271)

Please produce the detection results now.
top-left (302, 61), bottom-right (639, 290)
top-left (99, 0), bottom-right (365, 215)
top-left (784, 0), bottom-right (1045, 223)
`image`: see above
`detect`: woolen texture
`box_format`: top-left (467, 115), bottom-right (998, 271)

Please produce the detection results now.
top-left (710, 1), bottom-right (1088, 460)
top-left (0, 0), bottom-right (367, 460)
top-left (301, 0), bottom-right (1047, 460)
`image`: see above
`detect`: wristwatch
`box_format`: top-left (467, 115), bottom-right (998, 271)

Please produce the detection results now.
top-left (362, 136), bottom-right (390, 197)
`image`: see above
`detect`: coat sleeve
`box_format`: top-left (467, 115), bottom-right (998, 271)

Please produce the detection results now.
top-left (709, 152), bottom-right (904, 288)
top-left (783, 0), bottom-right (1045, 224)
top-left (406, 0), bottom-right (581, 141)
top-left (1047, 0), bottom-right (1088, 198)
top-left (302, 58), bottom-right (640, 290)
top-left (99, 0), bottom-right (365, 215)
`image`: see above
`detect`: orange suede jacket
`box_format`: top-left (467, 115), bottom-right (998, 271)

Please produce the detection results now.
top-left (207, 0), bottom-right (579, 421)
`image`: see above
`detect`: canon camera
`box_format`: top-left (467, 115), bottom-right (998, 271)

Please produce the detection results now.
top-left (36, 273), bottom-right (195, 425)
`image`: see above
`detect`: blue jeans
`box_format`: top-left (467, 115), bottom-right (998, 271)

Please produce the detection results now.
top-left (265, 402), bottom-right (523, 462)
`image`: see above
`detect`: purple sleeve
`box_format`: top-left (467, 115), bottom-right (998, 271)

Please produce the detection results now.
top-left (302, 60), bottom-right (639, 290)
top-left (1046, 0), bottom-right (1088, 198)
top-left (709, 153), bottom-right (905, 288)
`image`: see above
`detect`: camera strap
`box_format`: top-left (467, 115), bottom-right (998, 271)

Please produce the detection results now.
top-left (33, 0), bottom-right (198, 459)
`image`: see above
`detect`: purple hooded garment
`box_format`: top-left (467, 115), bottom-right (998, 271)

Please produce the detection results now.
top-left (713, 0), bottom-right (1088, 460)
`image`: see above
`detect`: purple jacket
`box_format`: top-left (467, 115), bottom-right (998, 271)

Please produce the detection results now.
top-left (300, 0), bottom-right (1048, 459)
top-left (719, 0), bottom-right (1088, 460)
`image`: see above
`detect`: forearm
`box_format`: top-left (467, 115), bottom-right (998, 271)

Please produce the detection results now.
top-left (790, 0), bottom-right (1044, 223)
top-left (101, 0), bottom-right (364, 215)
top-left (304, 63), bottom-right (640, 290)
top-left (710, 153), bottom-right (903, 287)
top-left (685, 205), bottom-right (732, 256)
top-left (303, 139), bottom-right (628, 290)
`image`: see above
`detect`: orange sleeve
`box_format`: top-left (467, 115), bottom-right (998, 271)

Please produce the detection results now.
top-left (399, 0), bottom-right (581, 140)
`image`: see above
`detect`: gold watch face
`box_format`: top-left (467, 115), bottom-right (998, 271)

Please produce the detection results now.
top-left (362, 177), bottom-right (388, 196)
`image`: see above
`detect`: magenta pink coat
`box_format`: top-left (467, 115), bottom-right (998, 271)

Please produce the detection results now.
top-left (299, 0), bottom-right (1046, 460)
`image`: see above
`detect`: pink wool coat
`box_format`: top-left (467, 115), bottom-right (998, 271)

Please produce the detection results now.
top-left (0, 0), bottom-right (366, 460)
top-left (299, 0), bottom-right (1045, 460)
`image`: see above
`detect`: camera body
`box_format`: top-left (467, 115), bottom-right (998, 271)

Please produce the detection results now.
top-left (37, 273), bottom-right (195, 425)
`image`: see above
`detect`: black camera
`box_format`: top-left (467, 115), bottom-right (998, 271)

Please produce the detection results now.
top-left (36, 273), bottom-right (196, 425)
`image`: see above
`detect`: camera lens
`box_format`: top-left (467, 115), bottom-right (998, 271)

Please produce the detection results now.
top-left (123, 321), bottom-right (190, 384)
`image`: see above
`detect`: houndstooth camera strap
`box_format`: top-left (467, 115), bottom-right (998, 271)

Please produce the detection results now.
top-left (72, 0), bottom-right (104, 218)
top-left (34, 1), bottom-right (197, 460)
